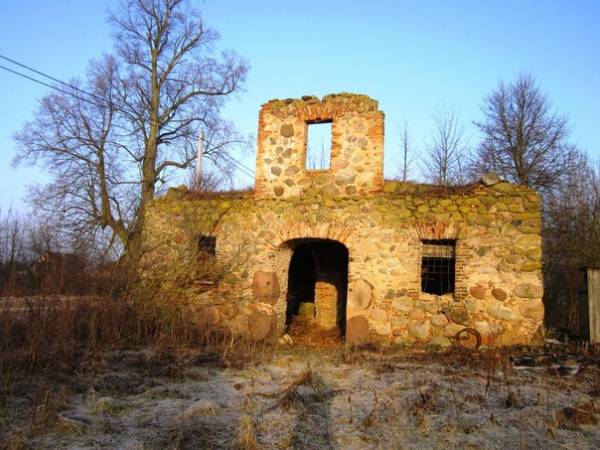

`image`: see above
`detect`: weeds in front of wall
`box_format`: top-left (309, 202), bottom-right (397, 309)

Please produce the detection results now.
top-left (0, 296), bottom-right (271, 405)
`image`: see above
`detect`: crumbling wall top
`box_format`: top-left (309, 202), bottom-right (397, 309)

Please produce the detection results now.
top-left (261, 93), bottom-right (381, 116)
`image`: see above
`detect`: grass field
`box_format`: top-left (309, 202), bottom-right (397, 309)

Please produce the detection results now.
top-left (1, 342), bottom-right (599, 449)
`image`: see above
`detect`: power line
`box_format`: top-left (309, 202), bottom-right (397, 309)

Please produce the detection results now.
top-left (0, 54), bottom-right (255, 179)
top-left (0, 64), bottom-right (106, 109)
top-left (220, 152), bottom-right (254, 178)
top-left (220, 151), bottom-right (254, 176)
top-left (0, 54), bottom-right (104, 104)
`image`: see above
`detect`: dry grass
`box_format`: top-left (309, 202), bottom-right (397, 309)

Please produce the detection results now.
top-left (0, 294), bottom-right (271, 449)
top-left (0, 295), bottom-right (269, 401)
top-left (2, 296), bottom-right (600, 449)
top-left (1, 343), bottom-right (600, 449)
top-left (235, 397), bottom-right (259, 450)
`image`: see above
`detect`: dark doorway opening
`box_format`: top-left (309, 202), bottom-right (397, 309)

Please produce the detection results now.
top-left (285, 239), bottom-right (349, 337)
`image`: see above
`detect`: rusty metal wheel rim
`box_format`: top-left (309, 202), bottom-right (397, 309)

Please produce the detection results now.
top-left (454, 327), bottom-right (482, 351)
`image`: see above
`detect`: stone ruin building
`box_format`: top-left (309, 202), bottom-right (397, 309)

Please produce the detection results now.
top-left (141, 93), bottom-right (545, 347)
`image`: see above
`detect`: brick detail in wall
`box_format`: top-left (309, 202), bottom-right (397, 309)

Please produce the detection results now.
top-left (255, 93), bottom-right (384, 199)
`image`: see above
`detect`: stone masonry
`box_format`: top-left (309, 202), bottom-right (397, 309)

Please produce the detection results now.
top-left (141, 93), bottom-right (544, 347)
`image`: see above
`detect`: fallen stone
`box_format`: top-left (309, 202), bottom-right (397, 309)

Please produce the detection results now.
top-left (480, 172), bottom-right (501, 186)
top-left (278, 333), bottom-right (293, 345)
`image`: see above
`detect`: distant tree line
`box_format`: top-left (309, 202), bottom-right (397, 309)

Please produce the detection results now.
top-left (0, 208), bottom-right (113, 296)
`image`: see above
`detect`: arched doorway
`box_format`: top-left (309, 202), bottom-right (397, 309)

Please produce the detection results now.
top-left (284, 239), bottom-right (349, 338)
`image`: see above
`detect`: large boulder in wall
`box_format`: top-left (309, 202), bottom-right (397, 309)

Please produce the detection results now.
top-left (252, 271), bottom-right (280, 304)
top-left (248, 309), bottom-right (277, 341)
top-left (346, 315), bottom-right (370, 345)
top-left (347, 279), bottom-right (373, 311)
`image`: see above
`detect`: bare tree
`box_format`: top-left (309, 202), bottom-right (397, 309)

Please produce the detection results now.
top-left (0, 208), bottom-right (27, 293)
top-left (422, 106), bottom-right (469, 185)
top-left (14, 0), bottom-right (249, 265)
top-left (395, 119), bottom-right (417, 181)
top-left (473, 73), bottom-right (578, 192)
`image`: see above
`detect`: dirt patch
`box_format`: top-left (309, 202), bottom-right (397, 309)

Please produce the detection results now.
top-left (286, 315), bottom-right (342, 348)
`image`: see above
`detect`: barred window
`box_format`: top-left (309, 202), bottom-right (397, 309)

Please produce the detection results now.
top-left (421, 239), bottom-right (455, 295)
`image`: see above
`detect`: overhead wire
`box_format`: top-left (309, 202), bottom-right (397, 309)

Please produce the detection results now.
top-left (0, 63), bottom-right (106, 109)
top-left (0, 54), bottom-right (105, 104)
top-left (0, 54), bottom-right (255, 178)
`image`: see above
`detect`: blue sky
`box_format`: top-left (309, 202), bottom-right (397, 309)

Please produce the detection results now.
top-left (1, 0), bottom-right (599, 212)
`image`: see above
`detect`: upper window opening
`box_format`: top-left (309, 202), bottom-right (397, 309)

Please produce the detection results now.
top-left (197, 235), bottom-right (216, 257)
top-left (421, 239), bottom-right (455, 295)
top-left (306, 121), bottom-right (332, 170)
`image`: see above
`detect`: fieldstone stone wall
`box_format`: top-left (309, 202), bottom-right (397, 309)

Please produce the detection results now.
top-left (140, 93), bottom-right (544, 347)
top-left (141, 180), bottom-right (544, 347)
top-left (255, 93), bottom-right (384, 199)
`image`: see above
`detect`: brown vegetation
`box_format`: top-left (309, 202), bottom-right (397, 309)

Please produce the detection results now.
top-left (1, 297), bottom-right (600, 449)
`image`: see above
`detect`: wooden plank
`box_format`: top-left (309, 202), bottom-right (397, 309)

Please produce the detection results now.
top-left (588, 268), bottom-right (600, 343)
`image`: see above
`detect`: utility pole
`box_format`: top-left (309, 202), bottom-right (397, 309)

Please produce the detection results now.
top-left (194, 130), bottom-right (204, 190)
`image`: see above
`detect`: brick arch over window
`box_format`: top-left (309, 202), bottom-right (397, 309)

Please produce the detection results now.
top-left (255, 93), bottom-right (384, 199)
top-left (412, 221), bottom-right (467, 301)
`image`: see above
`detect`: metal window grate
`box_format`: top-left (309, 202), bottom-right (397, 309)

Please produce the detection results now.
top-left (421, 240), bottom-right (455, 295)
